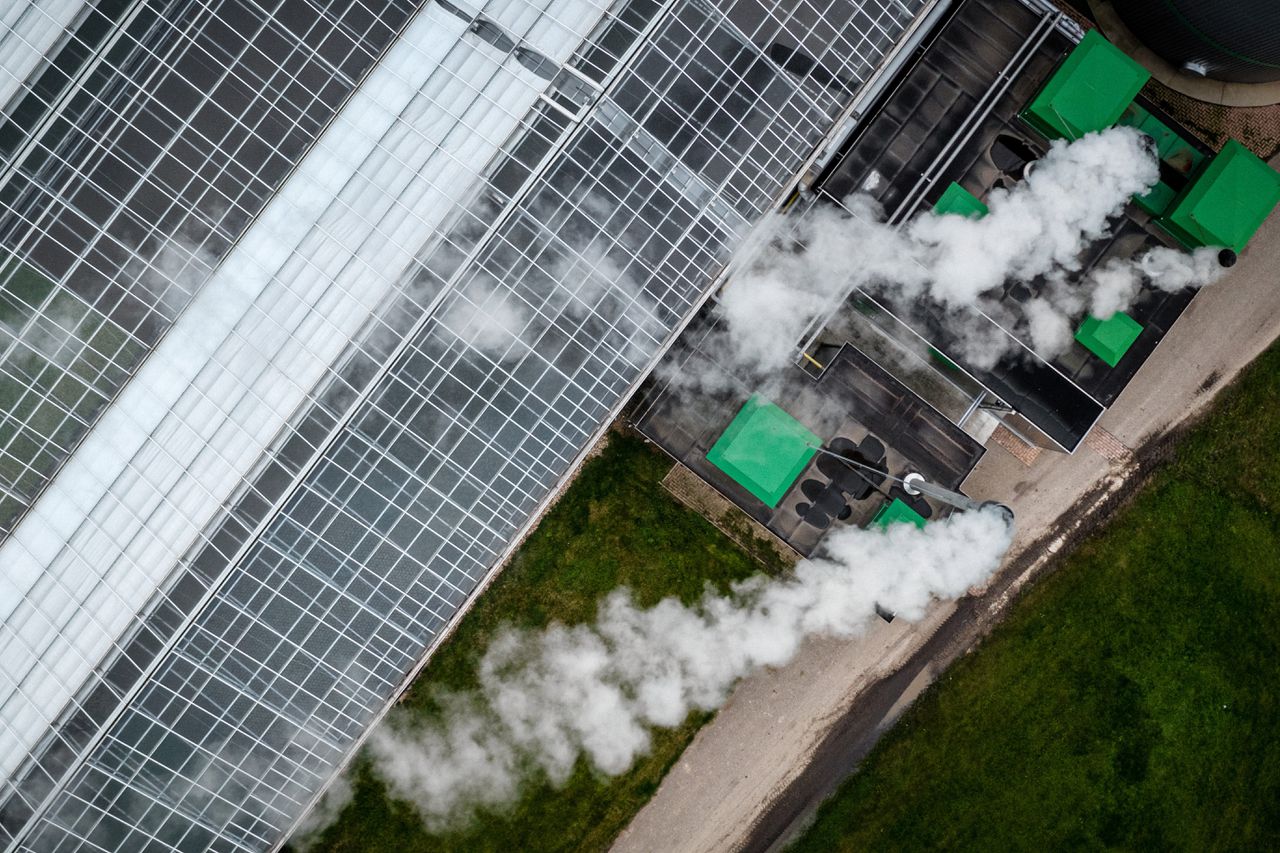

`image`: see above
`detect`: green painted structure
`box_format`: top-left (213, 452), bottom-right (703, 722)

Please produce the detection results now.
top-left (872, 498), bottom-right (927, 530)
top-left (706, 395), bottom-right (820, 507)
top-left (1075, 311), bottom-right (1144, 367)
top-left (1133, 180), bottom-right (1178, 217)
top-left (1157, 139), bottom-right (1280, 253)
top-left (1022, 30), bottom-right (1150, 141)
top-left (933, 182), bottom-right (989, 218)
top-left (1118, 102), bottom-right (1205, 216)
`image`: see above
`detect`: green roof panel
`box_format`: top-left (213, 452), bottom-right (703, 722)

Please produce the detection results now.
top-left (1075, 312), bottom-right (1143, 367)
top-left (706, 395), bottom-right (820, 508)
top-left (872, 498), bottom-right (927, 530)
top-left (1022, 30), bottom-right (1150, 140)
top-left (1133, 180), bottom-right (1178, 217)
top-left (1159, 139), bottom-right (1280, 253)
top-left (933, 182), bottom-right (989, 218)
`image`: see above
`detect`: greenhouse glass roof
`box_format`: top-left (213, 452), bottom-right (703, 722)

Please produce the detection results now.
top-left (2, 0), bottom-right (940, 847)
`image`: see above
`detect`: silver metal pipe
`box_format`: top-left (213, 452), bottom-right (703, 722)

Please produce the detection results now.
top-left (806, 444), bottom-right (1013, 524)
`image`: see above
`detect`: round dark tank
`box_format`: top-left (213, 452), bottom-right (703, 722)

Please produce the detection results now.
top-left (1111, 0), bottom-right (1280, 83)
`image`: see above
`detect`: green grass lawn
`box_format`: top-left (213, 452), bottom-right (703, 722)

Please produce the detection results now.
top-left (297, 432), bottom-right (783, 853)
top-left (789, 347), bottom-right (1280, 852)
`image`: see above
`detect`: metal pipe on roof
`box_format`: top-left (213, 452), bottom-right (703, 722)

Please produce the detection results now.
top-left (806, 444), bottom-right (1014, 525)
top-left (888, 10), bottom-right (1060, 222)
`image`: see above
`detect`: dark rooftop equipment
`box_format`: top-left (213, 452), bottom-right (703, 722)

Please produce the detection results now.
top-left (1111, 0), bottom-right (1280, 84)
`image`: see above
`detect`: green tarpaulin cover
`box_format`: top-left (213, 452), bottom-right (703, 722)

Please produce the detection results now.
top-left (1075, 312), bottom-right (1143, 367)
top-left (706, 396), bottom-right (820, 507)
top-left (933, 182), bottom-right (989, 218)
top-left (872, 498), bottom-right (927, 530)
top-left (1158, 139), bottom-right (1280, 253)
top-left (1022, 30), bottom-right (1149, 140)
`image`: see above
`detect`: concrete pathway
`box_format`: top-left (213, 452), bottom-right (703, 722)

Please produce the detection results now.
top-left (611, 207), bottom-right (1280, 853)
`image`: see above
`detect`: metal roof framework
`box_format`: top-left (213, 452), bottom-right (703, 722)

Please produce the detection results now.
top-left (0, 0), bottom-right (940, 849)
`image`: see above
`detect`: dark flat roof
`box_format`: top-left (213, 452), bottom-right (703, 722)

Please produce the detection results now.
top-left (812, 0), bottom-right (1211, 450)
top-left (634, 335), bottom-right (984, 557)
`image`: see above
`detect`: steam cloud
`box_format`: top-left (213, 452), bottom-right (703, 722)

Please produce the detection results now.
top-left (323, 508), bottom-right (1010, 831)
top-left (710, 126), bottom-right (1224, 378)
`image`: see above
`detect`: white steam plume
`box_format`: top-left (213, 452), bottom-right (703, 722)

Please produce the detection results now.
top-left (901, 126), bottom-right (1159, 308)
top-left (358, 508), bottom-right (1012, 829)
top-left (704, 126), bottom-right (1224, 380)
top-left (1087, 245), bottom-right (1224, 319)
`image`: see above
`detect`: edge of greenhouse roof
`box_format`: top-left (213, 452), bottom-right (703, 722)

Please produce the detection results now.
top-left (0, 0), bottom-right (550, 790)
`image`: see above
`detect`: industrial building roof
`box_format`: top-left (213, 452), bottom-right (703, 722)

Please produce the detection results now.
top-left (813, 0), bottom-right (1219, 451)
top-left (706, 396), bottom-right (820, 508)
top-left (1022, 29), bottom-right (1150, 140)
top-left (638, 341), bottom-right (983, 556)
top-left (1159, 139), bottom-right (1280, 253)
